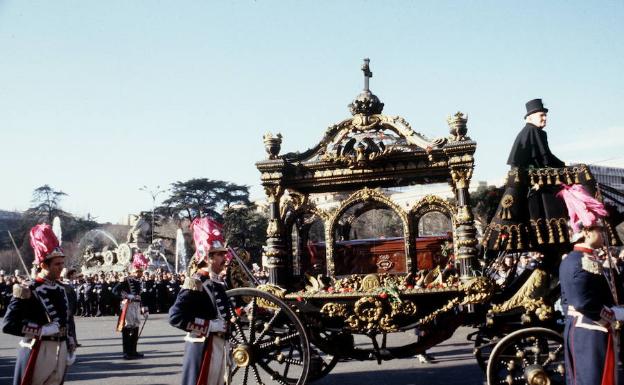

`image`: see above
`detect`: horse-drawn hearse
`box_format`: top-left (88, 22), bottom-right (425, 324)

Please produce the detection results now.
top-left (222, 59), bottom-right (619, 385)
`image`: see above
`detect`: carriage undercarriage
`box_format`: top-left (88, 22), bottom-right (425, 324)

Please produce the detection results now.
top-left (225, 266), bottom-right (567, 385)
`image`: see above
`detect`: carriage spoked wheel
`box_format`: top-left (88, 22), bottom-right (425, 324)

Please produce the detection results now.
top-left (307, 329), bottom-right (342, 382)
top-left (226, 288), bottom-right (310, 385)
top-left (473, 331), bottom-right (500, 372)
top-left (486, 327), bottom-right (565, 385)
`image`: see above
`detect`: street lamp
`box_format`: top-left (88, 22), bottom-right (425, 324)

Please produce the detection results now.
top-left (139, 185), bottom-right (167, 244)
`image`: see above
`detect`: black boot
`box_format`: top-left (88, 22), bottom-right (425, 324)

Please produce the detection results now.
top-left (130, 327), bottom-right (143, 358)
top-left (122, 328), bottom-right (132, 359)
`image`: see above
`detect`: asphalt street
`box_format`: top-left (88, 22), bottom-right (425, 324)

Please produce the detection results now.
top-left (0, 314), bottom-right (485, 385)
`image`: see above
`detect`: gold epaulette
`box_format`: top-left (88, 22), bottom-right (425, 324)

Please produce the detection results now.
top-left (182, 276), bottom-right (203, 291)
top-left (12, 283), bottom-right (31, 299)
top-left (581, 255), bottom-right (603, 275)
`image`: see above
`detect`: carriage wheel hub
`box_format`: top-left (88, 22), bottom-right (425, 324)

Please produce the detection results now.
top-left (233, 344), bottom-right (253, 367)
top-left (525, 365), bottom-right (551, 385)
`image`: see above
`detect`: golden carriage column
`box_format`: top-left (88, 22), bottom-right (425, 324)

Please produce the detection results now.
top-left (263, 184), bottom-right (289, 285)
top-left (446, 112), bottom-right (479, 281)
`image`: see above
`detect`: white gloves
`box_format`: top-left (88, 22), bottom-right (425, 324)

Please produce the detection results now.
top-left (40, 322), bottom-right (60, 336)
top-left (208, 319), bottom-right (227, 333)
top-left (611, 306), bottom-right (624, 321)
top-left (66, 351), bottom-right (77, 366)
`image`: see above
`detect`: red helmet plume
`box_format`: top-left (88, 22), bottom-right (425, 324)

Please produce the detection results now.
top-left (557, 184), bottom-right (607, 235)
top-left (190, 217), bottom-right (228, 262)
top-left (29, 224), bottom-right (64, 264)
top-left (131, 252), bottom-right (150, 270)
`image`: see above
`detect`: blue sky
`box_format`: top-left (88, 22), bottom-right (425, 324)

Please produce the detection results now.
top-left (1, 1), bottom-right (623, 223)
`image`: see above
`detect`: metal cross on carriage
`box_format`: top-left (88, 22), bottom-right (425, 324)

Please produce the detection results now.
top-left (223, 59), bottom-right (605, 385)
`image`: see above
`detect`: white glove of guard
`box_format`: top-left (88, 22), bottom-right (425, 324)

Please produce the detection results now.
top-left (208, 319), bottom-right (226, 333)
top-left (40, 322), bottom-right (60, 336)
top-left (611, 306), bottom-right (624, 321)
top-left (66, 351), bottom-right (77, 366)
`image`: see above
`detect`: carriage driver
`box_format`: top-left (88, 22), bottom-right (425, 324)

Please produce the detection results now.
top-left (169, 217), bottom-right (232, 385)
top-left (558, 185), bottom-right (624, 385)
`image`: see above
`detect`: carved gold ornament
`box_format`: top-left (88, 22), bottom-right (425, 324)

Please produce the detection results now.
top-left (456, 206), bottom-right (473, 224)
top-left (262, 132), bottom-right (282, 159)
top-left (354, 296), bottom-right (384, 324)
top-left (266, 219), bottom-right (282, 237)
top-left (320, 302), bottom-right (348, 318)
top-left (447, 111), bottom-right (468, 142)
top-left (361, 274), bottom-right (381, 290)
top-left (450, 168), bottom-right (473, 189)
top-left (263, 185), bottom-right (284, 203)
top-left (460, 276), bottom-right (496, 304)
top-left (390, 300), bottom-right (417, 316)
top-left (490, 269), bottom-right (554, 322)
top-left (256, 284), bottom-right (287, 309)
top-left (232, 345), bottom-right (252, 367)
top-left (499, 194), bottom-right (514, 220)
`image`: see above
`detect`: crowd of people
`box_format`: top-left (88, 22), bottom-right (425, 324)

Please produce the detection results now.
top-left (0, 269), bottom-right (188, 318)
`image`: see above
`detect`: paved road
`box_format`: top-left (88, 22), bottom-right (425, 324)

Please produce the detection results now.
top-left (0, 314), bottom-right (485, 385)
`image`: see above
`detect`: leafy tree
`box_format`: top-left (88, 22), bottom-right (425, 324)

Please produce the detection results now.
top-left (157, 178), bottom-right (250, 221)
top-left (0, 185), bottom-right (103, 270)
top-left (222, 205), bottom-right (268, 262)
top-left (470, 184), bottom-right (504, 233)
top-left (29, 184), bottom-right (68, 223)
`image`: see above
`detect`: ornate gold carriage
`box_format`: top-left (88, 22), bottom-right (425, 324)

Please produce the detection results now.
top-left (224, 60), bottom-right (569, 385)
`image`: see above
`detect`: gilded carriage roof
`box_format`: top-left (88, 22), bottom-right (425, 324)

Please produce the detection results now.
top-left (256, 59), bottom-right (477, 193)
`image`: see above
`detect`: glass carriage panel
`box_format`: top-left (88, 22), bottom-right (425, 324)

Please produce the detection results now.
top-left (333, 201), bottom-right (406, 276)
top-left (290, 213), bottom-right (326, 277)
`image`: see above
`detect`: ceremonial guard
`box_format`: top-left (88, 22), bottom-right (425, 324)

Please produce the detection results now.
top-left (2, 224), bottom-right (77, 385)
top-left (558, 185), bottom-right (623, 385)
top-left (169, 217), bottom-right (231, 385)
top-left (113, 252), bottom-right (149, 359)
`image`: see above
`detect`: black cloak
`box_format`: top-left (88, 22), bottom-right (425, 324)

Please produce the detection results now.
top-left (507, 123), bottom-right (565, 168)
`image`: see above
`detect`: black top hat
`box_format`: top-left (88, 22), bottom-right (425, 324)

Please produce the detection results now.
top-left (525, 99), bottom-right (548, 118)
